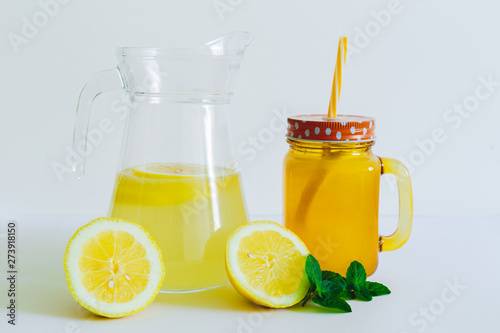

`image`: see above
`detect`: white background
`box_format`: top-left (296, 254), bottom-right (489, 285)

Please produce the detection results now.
top-left (1, 0), bottom-right (499, 218)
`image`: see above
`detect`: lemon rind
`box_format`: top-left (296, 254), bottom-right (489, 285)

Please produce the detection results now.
top-left (226, 221), bottom-right (310, 308)
top-left (63, 217), bottom-right (165, 318)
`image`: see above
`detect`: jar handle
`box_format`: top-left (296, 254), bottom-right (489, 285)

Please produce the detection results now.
top-left (379, 157), bottom-right (413, 252)
top-left (72, 68), bottom-right (124, 178)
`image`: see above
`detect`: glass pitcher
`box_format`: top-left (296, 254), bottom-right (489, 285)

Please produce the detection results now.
top-left (73, 32), bottom-right (252, 292)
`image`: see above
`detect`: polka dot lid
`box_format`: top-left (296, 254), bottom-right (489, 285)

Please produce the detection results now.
top-left (286, 114), bottom-right (375, 142)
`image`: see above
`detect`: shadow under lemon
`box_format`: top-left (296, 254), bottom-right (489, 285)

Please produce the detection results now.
top-left (289, 302), bottom-right (354, 314)
top-left (155, 284), bottom-right (270, 313)
top-left (155, 283), bottom-right (351, 315)
top-left (19, 278), bottom-right (109, 321)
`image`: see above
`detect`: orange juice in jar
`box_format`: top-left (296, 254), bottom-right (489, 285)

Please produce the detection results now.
top-left (284, 115), bottom-right (413, 276)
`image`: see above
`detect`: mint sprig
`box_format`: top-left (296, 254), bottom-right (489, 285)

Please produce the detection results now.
top-left (301, 255), bottom-right (391, 312)
top-left (302, 255), bottom-right (350, 311)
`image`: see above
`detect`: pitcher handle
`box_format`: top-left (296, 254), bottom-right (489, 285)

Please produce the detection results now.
top-left (72, 68), bottom-right (124, 178)
top-left (379, 157), bottom-right (413, 252)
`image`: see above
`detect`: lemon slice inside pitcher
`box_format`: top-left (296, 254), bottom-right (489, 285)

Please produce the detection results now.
top-left (132, 163), bottom-right (209, 179)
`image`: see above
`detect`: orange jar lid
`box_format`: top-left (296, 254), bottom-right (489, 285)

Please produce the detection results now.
top-left (286, 114), bottom-right (375, 142)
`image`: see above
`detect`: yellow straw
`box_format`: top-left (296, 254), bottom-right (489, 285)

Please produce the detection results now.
top-left (327, 36), bottom-right (348, 118)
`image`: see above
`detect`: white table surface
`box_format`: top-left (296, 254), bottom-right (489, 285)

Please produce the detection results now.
top-left (1, 213), bottom-right (499, 333)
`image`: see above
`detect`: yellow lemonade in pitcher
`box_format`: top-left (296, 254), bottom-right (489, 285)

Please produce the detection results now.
top-left (109, 163), bottom-right (248, 291)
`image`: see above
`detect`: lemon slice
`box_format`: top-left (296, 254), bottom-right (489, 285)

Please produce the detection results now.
top-left (64, 217), bottom-right (165, 318)
top-left (226, 221), bottom-right (310, 308)
top-left (132, 163), bottom-right (209, 179)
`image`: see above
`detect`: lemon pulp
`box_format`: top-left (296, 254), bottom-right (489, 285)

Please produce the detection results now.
top-left (238, 230), bottom-right (305, 297)
top-left (79, 230), bottom-right (151, 303)
top-left (226, 221), bottom-right (309, 308)
top-left (64, 217), bottom-right (165, 318)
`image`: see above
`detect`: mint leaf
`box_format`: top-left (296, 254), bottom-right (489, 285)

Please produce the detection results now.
top-left (312, 291), bottom-right (352, 312)
top-left (366, 282), bottom-right (391, 296)
top-left (322, 271), bottom-right (342, 281)
top-left (346, 261), bottom-right (367, 287)
top-left (322, 271), bottom-right (347, 289)
top-left (305, 255), bottom-right (322, 296)
top-left (354, 285), bottom-right (373, 301)
top-left (321, 271), bottom-right (346, 297)
top-left (319, 280), bottom-right (343, 296)
top-left (340, 289), bottom-right (356, 300)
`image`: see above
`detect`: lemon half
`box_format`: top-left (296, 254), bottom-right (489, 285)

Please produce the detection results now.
top-left (64, 217), bottom-right (165, 318)
top-left (226, 221), bottom-right (310, 308)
